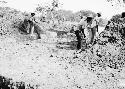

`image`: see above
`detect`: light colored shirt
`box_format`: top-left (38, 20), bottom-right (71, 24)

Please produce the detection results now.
top-left (78, 16), bottom-right (100, 29)
top-left (78, 17), bottom-right (88, 29)
top-left (30, 16), bottom-right (41, 24)
top-left (91, 19), bottom-right (97, 28)
top-left (90, 16), bottom-right (101, 28)
top-left (79, 17), bottom-right (86, 24)
top-left (94, 16), bottom-right (100, 24)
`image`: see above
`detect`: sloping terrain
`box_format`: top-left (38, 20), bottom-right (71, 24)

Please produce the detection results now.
top-left (0, 7), bottom-right (125, 89)
top-left (0, 29), bottom-right (124, 89)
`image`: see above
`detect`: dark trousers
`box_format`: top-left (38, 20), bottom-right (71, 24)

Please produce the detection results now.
top-left (79, 25), bottom-right (85, 38)
top-left (89, 26), bottom-right (97, 44)
top-left (75, 30), bottom-right (82, 49)
top-left (75, 25), bottom-right (86, 50)
top-left (33, 23), bottom-right (41, 39)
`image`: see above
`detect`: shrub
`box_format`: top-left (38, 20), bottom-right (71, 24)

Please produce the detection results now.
top-left (0, 7), bottom-right (25, 36)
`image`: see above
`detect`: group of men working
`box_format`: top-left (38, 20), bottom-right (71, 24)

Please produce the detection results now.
top-left (75, 13), bottom-right (101, 50)
top-left (75, 12), bottom-right (125, 50)
top-left (23, 12), bottom-right (101, 50)
top-left (23, 11), bottom-right (125, 51)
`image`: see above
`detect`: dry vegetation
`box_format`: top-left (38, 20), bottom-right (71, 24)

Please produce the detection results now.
top-left (0, 6), bottom-right (125, 89)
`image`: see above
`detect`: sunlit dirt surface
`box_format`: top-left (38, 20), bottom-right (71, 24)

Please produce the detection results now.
top-left (0, 31), bottom-right (125, 89)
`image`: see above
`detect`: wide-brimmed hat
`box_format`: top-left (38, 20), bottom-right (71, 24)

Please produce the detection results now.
top-left (97, 12), bottom-right (101, 17)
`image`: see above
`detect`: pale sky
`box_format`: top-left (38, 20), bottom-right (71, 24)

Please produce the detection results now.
top-left (1, 0), bottom-right (125, 20)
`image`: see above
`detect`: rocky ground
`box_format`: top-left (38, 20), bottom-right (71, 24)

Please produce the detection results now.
top-left (0, 27), bottom-right (125, 89)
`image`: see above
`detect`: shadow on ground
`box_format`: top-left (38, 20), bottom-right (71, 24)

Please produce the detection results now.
top-left (56, 41), bottom-right (78, 50)
top-left (0, 75), bottom-right (25, 89)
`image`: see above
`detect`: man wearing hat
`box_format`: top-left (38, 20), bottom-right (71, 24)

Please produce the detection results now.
top-left (28, 13), bottom-right (41, 39)
top-left (89, 13), bottom-right (101, 45)
top-left (85, 13), bottom-right (102, 46)
top-left (29, 13), bottom-right (37, 35)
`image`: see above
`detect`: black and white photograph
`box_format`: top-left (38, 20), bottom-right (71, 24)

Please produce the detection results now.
top-left (0, 0), bottom-right (125, 89)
